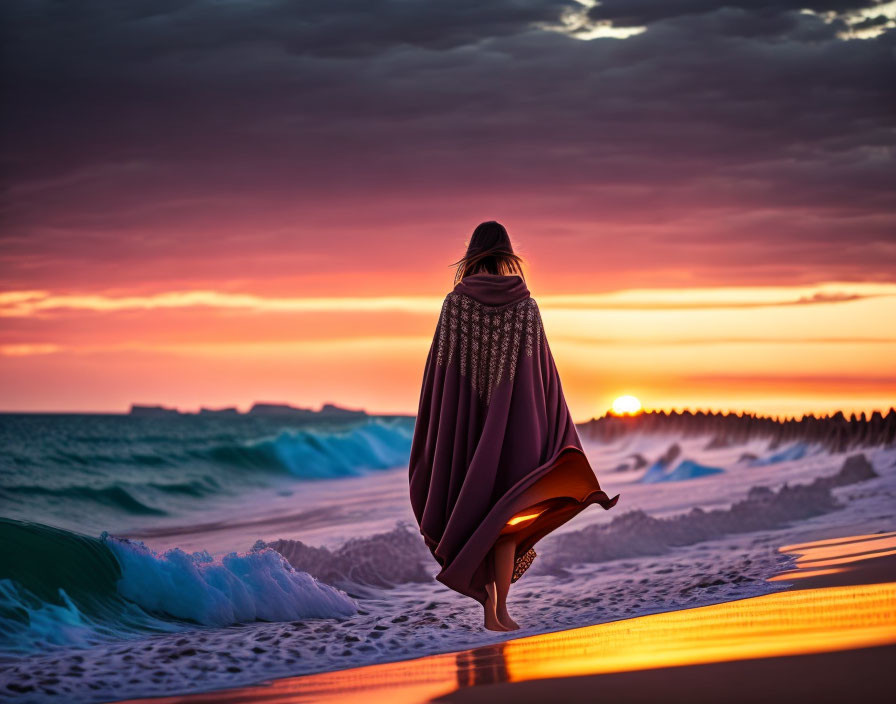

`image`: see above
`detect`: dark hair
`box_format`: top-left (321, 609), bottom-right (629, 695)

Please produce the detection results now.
top-left (450, 221), bottom-right (526, 286)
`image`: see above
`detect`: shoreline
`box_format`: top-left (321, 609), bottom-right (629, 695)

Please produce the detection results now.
top-left (437, 644), bottom-right (896, 704)
top-left (115, 532), bottom-right (896, 704)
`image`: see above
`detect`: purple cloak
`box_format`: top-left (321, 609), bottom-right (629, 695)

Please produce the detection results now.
top-left (408, 273), bottom-right (620, 606)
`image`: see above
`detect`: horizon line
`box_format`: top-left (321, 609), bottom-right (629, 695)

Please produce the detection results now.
top-left (2, 405), bottom-right (893, 423)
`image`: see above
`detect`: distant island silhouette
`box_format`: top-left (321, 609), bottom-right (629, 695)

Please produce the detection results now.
top-left (580, 407), bottom-right (896, 454)
top-left (128, 402), bottom-right (368, 419)
top-left (122, 402), bottom-right (896, 451)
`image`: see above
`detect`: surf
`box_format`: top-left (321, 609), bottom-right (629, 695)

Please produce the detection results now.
top-left (0, 518), bottom-right (357, 656)
top-left (0, 416), bottom-right (415, 528)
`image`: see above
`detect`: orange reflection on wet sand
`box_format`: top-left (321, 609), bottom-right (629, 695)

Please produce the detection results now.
top-left (117, 532), bottom-right (896, 704)
top-left (501, 581), bottom-right (895, 683)
top-left (794, 548), bottom-right (896, 570)
top-left (769, 531), bottom-right (896, 582)
top-left (784, 533), bottom-right (896, 563)
top-left (778, 531), bottom-right (896, 552)
top-left (766, 566), bottom-right (847, 581)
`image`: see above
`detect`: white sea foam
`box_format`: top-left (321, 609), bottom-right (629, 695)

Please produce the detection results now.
top-left (103, 536), bottom-right (358, 627)
top-left (4, 432), bottom-right (893, 704)
top-left (639, 458), bottom-right (725, 483)
top-left (256, 521), bottom-right (433, 590)
top-left (749, 441), bottom-right (811, 466)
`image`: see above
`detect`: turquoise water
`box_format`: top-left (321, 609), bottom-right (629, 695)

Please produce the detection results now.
top-left (0, 413), bottom-right (415, 655)
top-left (0, 413), bottom-right (415, 531)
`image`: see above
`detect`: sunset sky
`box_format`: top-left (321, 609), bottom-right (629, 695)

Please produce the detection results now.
top-left (1, 1), bottom-right (894, 420)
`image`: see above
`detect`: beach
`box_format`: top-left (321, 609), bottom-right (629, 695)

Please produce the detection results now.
top-left (1, 411), bottom-right (894, 703)
top-left (110, 532), bottom-right (896, 704)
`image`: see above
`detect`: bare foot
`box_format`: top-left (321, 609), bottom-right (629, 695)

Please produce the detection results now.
top-left (484, 583), bottom-right (510, 631)
top-left (496, 608), bottom-right (520, 630)
top-left (484, 610), bottom-right (509, 631)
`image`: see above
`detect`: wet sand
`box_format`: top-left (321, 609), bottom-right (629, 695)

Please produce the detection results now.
top-left (117, 531), bottom-right (896, 704)
top-left (437, 644), bottom-right (896, 704)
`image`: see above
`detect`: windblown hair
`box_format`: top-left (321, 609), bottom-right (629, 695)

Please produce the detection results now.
top-left (451, 221), bottom-right (526, 286)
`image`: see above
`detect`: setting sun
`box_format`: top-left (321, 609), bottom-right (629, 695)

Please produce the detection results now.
top-left (612, 395), bottom-right (643, 416)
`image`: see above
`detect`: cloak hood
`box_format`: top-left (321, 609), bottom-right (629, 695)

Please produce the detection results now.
top-left (452, 272), bottom-right (530, 307)
top-left (408, 273), bottom-right (619, 606)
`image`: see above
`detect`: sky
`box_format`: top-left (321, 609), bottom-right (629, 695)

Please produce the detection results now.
top-left (1, 1), bottom-right (894, 420)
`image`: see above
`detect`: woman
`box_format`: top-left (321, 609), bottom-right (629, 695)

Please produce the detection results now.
top-left (408, 221), bottom-right (620, 631)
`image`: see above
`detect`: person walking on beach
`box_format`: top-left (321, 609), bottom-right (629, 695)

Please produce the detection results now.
top-left (408, 221), bottom-right (620, 631)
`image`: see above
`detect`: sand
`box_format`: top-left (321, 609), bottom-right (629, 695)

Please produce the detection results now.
top-left (436, 540), bottom-right (896, 704)
top-left (112, 533), bottom-right (896, 704)
top-left (436, 645), bottom-right (896, 704)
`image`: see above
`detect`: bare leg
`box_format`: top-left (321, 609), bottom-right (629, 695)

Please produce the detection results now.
top-left (493, 535), bottom-right (520, 630)
top-left (483, 580), bottom-right (509, 631)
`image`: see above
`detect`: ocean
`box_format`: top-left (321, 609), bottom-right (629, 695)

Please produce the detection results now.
top-left (0, 414), bottom-right (414, 654)
top-left (1, 411), bottom-right (894, 703)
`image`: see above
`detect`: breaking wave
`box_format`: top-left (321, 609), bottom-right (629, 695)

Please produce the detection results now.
top-left (256, 521), bottom-right (435, 590)
top-left (0, 417), bottom-right (414, 522)
top-left (533, 453), bottom-right (879, 575)
top-left (252, 455), bottom-right (881, 592)
top-left (0, 518), bottom-right (357, 656)
top-left (204, 419), bottom-right (413, 478)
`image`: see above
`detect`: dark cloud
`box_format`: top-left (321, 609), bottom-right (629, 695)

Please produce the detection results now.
top-left (851, 13), bottom-right (892, 29)
top-left (586, 0), bottom-right (887, 27)
top-left (1, 0), bottom-right (894, 288)
top-left (1, 0), bottom-right (579, 61)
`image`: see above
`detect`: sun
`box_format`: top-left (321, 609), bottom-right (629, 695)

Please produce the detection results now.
top-left (611, 395), bottom-right (642, 416)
